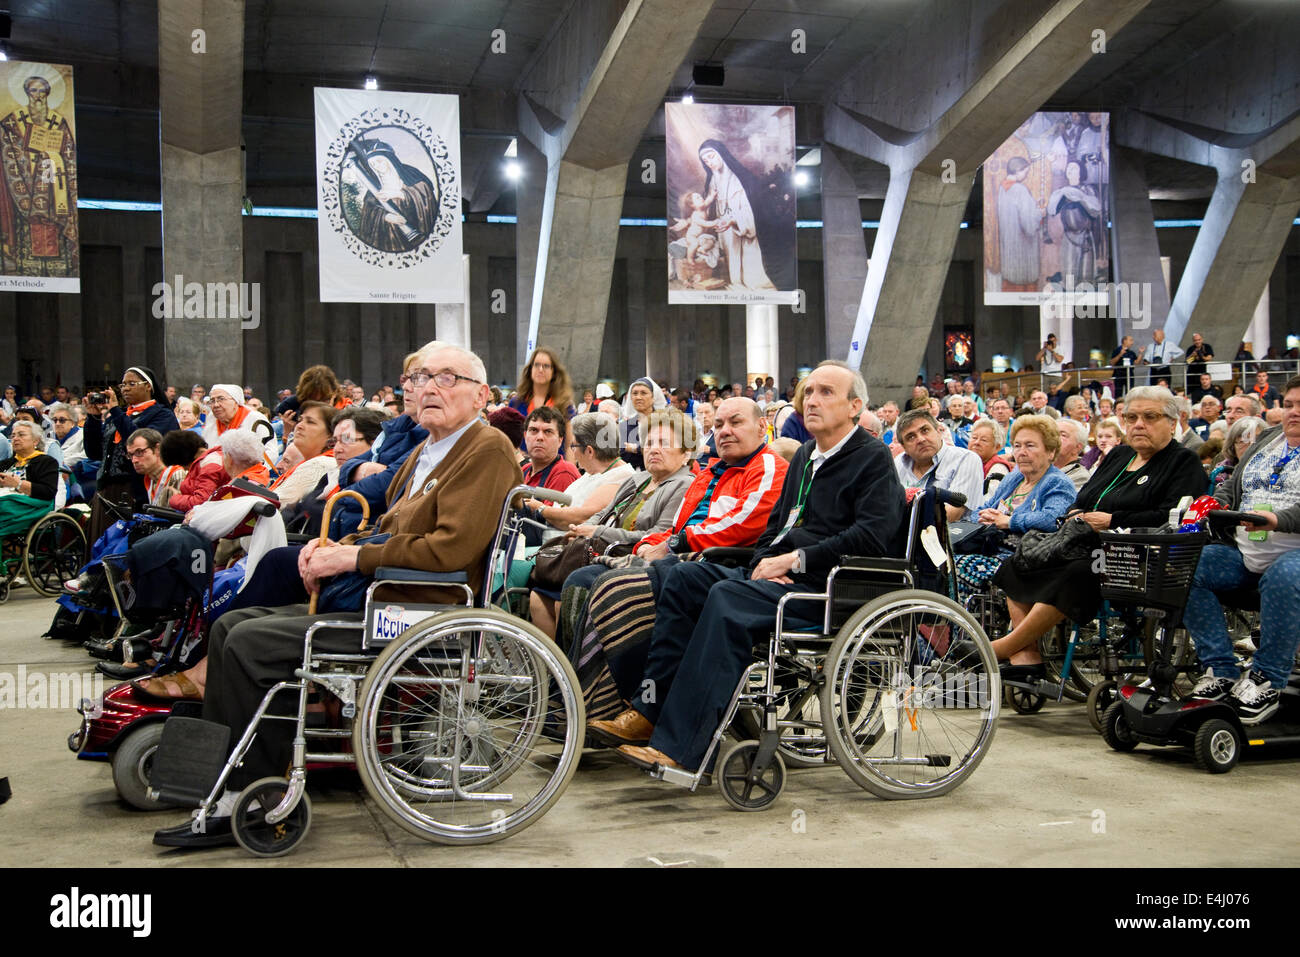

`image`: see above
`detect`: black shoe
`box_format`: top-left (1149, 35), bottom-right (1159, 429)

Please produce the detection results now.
top-left (97, 658), bottom-right (164, 680)
top-left (153, 815), bottom-right (235, 849)
top-left (999, 662), bottom-right (1047, 681)
top-left (1230, 671), bottom-right (1281, 725)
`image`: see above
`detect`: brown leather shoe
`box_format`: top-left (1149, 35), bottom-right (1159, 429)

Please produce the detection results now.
top-left (617, 744), bottom-right (680, 770)
top-left (587, 708), bottom-right (654, 746)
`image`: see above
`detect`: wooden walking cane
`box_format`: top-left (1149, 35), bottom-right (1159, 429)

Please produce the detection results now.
top-left (307, 489), bottom-right (371, 614)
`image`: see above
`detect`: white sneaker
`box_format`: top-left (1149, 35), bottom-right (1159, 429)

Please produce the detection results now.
top-left (1192, 669), bottom-right (1236, 701)
top-left (1230, 671), bottom-right (1280, 725)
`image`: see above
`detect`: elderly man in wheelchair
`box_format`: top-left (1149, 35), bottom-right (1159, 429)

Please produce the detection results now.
top-left (588, 362), bottom-right (997, 809)
top-left (149, 342), bottom-right (549, 851)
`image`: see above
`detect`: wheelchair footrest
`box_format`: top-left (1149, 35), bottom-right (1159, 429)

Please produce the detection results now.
top-left (149, 716), bottom-right (230, 808)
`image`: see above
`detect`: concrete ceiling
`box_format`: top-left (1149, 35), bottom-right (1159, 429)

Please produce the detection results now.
top-left (6, 0), bottom-right (1267, 218)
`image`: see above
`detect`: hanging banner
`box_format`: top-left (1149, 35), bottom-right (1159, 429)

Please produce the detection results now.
top-left (665, 102), bottom-right (797, 305)
top-left (0, 62), bottom-right (80, 293)
top-left (315, 87), bottom-right (462, 303)
top-left (983, 111), bottom-right (1110, 307)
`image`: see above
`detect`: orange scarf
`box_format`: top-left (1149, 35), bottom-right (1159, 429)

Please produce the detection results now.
top-left (145, 464), bottom-right (183, 504)
top-left (216, 404), bottom-right (250, 435)
top-left (113, 399), bottom-right (157, 443)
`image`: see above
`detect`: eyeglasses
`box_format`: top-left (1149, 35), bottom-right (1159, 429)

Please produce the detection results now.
top-left (1121, 411), bottom-right (1169, 425)
top-left (405, 370), bottom-right (481, 389)
top-left (51, 417), bottom-right (72, 423)
top-left (335, 433), bottom-right (360, 444)
top-left (127, 447), bottom-right (153, 458)
top-left (120, 380), bottom-right (146, 388)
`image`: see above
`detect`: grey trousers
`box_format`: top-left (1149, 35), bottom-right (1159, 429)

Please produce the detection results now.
top-left (202, 604), bottom-right (364, 789)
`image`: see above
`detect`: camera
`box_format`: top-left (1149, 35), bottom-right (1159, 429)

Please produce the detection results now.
top-left (88, 391), bottom-right (110, 404)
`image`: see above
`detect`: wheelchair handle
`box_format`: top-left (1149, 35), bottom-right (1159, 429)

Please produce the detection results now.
top-left (511, 484), bottom-right (572, 507)
top-left (930, 488), bottom-right (966, 509)
top-left (1204, 509), bottom-right (1269, 527)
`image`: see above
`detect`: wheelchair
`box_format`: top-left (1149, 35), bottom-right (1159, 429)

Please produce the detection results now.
top-left (642, 486), bottom-right (1000, 811)
top-left (0, 502), bottom-right (89, 603)
top-left (145, 484), bottom-right (585, 856)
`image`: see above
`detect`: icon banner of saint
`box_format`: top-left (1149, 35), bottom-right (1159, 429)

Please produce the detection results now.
top-left (983, 111), bottom-right (1110, 307)
top-left (665, 102), bottom-right (797, 305)
top-left (0, 61), bottom-right (80, 293)
top-left (315, 88), bottom-right (462, 303)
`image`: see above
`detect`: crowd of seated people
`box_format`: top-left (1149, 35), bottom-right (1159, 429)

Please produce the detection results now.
top-left (13, 343), bottom-right (1293, 851)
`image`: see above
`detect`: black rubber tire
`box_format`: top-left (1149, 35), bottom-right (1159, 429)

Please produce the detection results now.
top-left (110, 721), bottom-right (178, 810)
top-left (1100, 701), bottom-right (1138, 752)
top-left (717, 740), bottom-right (786, 811)
top-left (231, 777), bottom-right (312, 858)
top-left (1193, 718), bottom-right (1240, 774)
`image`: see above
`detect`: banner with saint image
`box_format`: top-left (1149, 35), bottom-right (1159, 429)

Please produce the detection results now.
top-left (315, 88), bottom-right (462, 303)
top-left (0, 61), bottom-right (79, 293)
top-left (665, 102), bottom-right (797, 305)
top-left (983, 111), bottom-right (1110, 306)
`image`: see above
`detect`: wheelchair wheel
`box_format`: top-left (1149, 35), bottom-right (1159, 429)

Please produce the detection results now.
top-left (353, 607), bottom-right (583, 845)
top-left (1004, 683), bottom-right (1046, 714)
top-left (1086, 679), bottom-right (1119, 732)
top-left (1100, 701), bottom-right (1138, 752)
top-left (24, 511), bottom-right (88, 597)
top-left (819, 590), bottom-right (999, 800)
top-left (111, 721), bottom-right (178, 811)
top-left (231, 777), bottom-right (312, 858)
top-left (717, 740), bottom-right (786, 811)
top-left (1038, 623), bottom-right (1088, 702)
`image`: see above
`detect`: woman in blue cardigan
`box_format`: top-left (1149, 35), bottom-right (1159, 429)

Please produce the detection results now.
top-left (954, 414), bottom-right (1077, 603)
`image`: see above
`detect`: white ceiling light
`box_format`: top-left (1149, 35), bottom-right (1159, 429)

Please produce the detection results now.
top-left (794, 170), bottom-right (810, 187)
top-left (364, 75), bottom-right (378, 90)
top-left (681, 92), bottom-right (694, 104)
top-left (504, 160), bottom-right (522, 181)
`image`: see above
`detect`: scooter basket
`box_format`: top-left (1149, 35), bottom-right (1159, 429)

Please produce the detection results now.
top-left (1097, 529), bottom-right (1208, 614)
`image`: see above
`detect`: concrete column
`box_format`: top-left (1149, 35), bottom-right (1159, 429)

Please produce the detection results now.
top-left (435, 255), bottom-right (471, 348)
top-left (514, 137), bottom-right (546, 370)
top-left (157, 0), bottom-right (246, 391)
top-left (844, 166), bottom-right (973, 397)
top-left (1166, 169), bottom-right (1300, 348)
top-left (746, 305), bottom-right (779, 386)
top-left (820, 145), bottom-right (869, 360)
top-left (1245, 284), bottom-right (1269, 357)
top-left (519, 0), bottom-right (714, 390)
top-left (825, 0), bottom-right (1150, 404)
top-left (1109, 145), bottom-right (1171, 342)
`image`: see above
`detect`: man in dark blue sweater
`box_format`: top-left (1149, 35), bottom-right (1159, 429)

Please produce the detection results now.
top-left (595, 360), bottom-right (908, 773)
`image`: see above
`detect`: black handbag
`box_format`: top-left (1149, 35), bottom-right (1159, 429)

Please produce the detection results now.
top-left (948, 520), bottom-right (1004, 556)
top-left (1011, 516), bottom-right (1097, 573)
top-left (529, 538), bottom-right (597, 591)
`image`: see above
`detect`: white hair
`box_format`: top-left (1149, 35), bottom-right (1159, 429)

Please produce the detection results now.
top-left (971, 417), bottom-right (1005, 448)
top-left (1058, 417), bottom-right (1089, 447)
top-left (1127, 385), bottom-right (1182, 422)
top-left (9, 420), bottom-right (40, 443)
top-left (218, 429), bottom-right (265, 469)
top-left (415, 339), bottom-right (487, 386)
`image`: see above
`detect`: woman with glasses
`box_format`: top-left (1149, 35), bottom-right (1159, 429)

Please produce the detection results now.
top-left (987, 386), bottom-right (1207, 674)
top-left (81, 366), bottom-right (179, 540)
top-left (201, 383), bottom-right (277, 461)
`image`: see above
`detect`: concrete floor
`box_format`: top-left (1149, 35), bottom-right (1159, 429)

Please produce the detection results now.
top-left (3, 587), bottom-right (1297, 868)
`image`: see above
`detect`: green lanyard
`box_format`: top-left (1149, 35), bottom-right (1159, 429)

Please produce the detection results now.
top-left (1094, 453), bottom-right (1139, 510)
top-left (792, 458), bottom-right (815, 513)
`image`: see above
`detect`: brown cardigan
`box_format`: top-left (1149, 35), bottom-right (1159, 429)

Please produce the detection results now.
top-left (343, 420), bottom-right (523, 598)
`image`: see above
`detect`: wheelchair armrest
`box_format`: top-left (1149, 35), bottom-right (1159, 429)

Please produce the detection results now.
top-left (837, 555), bottom-right (913, 571)
top-left (142, 506), bottom-right (185, 523)
top-left (698, 547), bottom-right (754, 566)
top-left (373, 566), bottom-right (469, 585)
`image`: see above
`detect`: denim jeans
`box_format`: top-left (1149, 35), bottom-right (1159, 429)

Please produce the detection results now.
top-left (1183, 544), bottom-right (1300, 689)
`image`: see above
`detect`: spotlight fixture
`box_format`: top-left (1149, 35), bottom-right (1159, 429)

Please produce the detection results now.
top-left (0, 43), bottom-right (7, 62)
top-left (794, 170), bottom-right (810, 188)
top-left (364, 75), bottom-right (378, 90)
top-left (504, 160), bottom-right (522, 181)
top-left (680, 92), bottom-right (694, 104)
